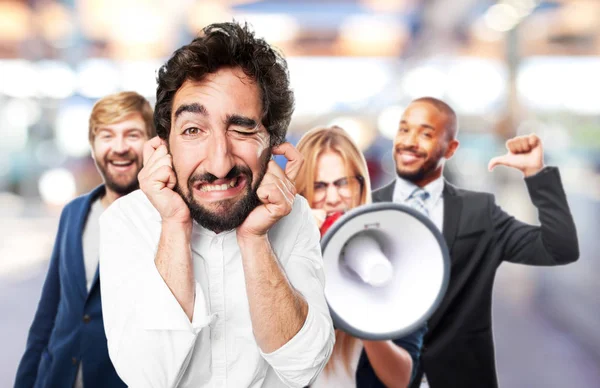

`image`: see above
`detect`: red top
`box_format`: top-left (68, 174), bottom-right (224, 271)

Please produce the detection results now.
top-left (319, 211), bottom-right (345, 238)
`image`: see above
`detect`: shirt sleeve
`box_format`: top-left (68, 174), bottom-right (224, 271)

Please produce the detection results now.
top-left (259, 198), bottom-right (335, 387)
top-left (99, 199), bottom-right (213, 388)
top-left (392, 323), bottom-right (427, 384)
top-left (494, 166), bottom-right (579, 265)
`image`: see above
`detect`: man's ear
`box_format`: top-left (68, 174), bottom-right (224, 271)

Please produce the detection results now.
top-left (89, 143), bottom-right (96, 161)
top-left (445, 139), bottom-right (459, 159)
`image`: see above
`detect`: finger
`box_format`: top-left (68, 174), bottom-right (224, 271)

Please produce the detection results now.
top-left (520, 137), bottom-right (532, 152)
top-left (139, 148), bottom-right (167, 181)
top-left (516, 139), bottom-right (527, 153)
top-left (511, 139), bottom-right (524, 154)
top-left (520, 137), bottom-right (533, 153)
top-left (256, 183), bottom-right (293, 211)
top-left (146, 154), bottom-right (173, 177)
top-left (143, 136), bottom-right (164, 165)
top-left (506, 138), bottom-right (521, 154)
top-left (271, 142), bottom-right (304, 182)
top-left (488, 155), bottom-right (512, 171)
top-left (264, 161), bottom-right (296, 195)
top-left (150, 165), bottom-right (177, 191)
top-left (528, 133), bottom-right (539, 148)
top-left (164, 166), bottom-right (178, 190)
top-left (145, 144), bottom-right (169, 170)
top-left (261, 171), bottom-right (295, 202)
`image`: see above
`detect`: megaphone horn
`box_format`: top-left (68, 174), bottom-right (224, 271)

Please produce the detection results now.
top-left (320, 202), bottom-right (450, 340)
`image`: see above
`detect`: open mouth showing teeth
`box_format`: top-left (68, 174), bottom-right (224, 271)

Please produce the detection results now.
top-left (198, 176), bottom-right (241, 192)
top-left (398, 152), bottom-right (424, 160)
top-left (110, 160), bottom-right (134, 167)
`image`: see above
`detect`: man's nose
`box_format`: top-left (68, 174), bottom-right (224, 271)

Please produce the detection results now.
top-left (399, 131), bottom-right (418, 148)
top-left (204, 131), bottom-right (235, 178)
top-left (112, 135), bottom-right (129, 154)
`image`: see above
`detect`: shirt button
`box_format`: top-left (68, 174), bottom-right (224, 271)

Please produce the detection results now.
top-left (83, 314), bottom-right (91, 323)
top-left (72, 357), bottom-right (78, 365)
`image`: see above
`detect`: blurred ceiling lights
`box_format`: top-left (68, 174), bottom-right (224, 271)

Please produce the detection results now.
top-left (54, 102), bottom-right (94, 157)
top-left (517, 57), bottom-right (600, 115)
top-left (38, 168), bottom-right (77, 206)
top-left (37, 2), bottom-right (75, 45)
top-left (76, 59), bottom-right (120, 98)
top-left (360, 0), bottom-right (416, 13)
top-left (338, 15), bottom-right (410, 57)
top-left (377, 105), bottom-right (405, 140)
top-left (235, 13), bottom-right (300, 44)
top-left (328, 116), bottom-right (376, 151)
top-left (0, 60), bottom-right (38, 98)
top-left (186, 0), bottom-right (231, 34)
top-left (0, 99), bottom-right (41, 152)
top-left (38, 60), bottom-right (77, 99)
top-left (402, 64), bottom-right (447, 100)
top-left (120, 60), bottom-right (162, 98)
top-left (0, 1), bottom-right (31, 42)
top-left (484, 0), bottom-right (538, 32)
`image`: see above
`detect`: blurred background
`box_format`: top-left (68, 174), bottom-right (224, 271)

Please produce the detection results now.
top-left (1, 0), bottom-right (599, 386)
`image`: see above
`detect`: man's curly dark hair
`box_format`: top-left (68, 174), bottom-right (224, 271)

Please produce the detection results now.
top-left (154, 21), bottom-right (295, 147)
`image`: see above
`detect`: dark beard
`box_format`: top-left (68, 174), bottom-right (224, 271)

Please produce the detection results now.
top-left (396, 166), bottom-right (428, 183)
top-left (175, 153), bottom-right (271, 233)
top-left (395, 145), bottom-right (445, 183)
top-left (105, 177), bottom-right (140, 196)
top-left (96, 152), bottom-right (141, 196)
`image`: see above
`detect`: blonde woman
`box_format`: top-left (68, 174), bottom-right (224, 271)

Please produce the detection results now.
top-left (296, 126), bottom-right (427, 388)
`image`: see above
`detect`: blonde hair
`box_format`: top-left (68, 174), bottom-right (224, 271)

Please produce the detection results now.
top-left (296, 125), bottom-right (371, 207)
top-left (88, 91), bottom-right (156, 143)
top-left (295, 125), bottom-right (372, 376)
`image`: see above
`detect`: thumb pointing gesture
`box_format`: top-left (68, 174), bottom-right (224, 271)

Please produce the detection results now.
top-left (488, 134), bottom-right (544, 177)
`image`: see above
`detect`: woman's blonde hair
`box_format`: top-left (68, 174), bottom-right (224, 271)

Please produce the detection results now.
top-left (295, 125), bottom-right (372, 376)
top-left (296, 125), bottom-right (371, 207)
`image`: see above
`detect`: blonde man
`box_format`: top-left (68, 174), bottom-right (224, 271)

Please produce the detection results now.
top-left (15, 91), bottom-right (155, 388)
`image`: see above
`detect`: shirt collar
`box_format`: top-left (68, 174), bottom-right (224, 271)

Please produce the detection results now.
top-left (192, 220), bottom-right (237, 238)
top-left (393, 174), bottom-right (445, 205)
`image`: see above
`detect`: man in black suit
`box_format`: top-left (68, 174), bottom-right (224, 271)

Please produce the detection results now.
top-left (372, 97), bottom-right (579, 388)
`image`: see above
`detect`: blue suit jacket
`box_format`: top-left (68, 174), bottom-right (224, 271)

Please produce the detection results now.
top-left (15, 185), bottom-right (126, 388)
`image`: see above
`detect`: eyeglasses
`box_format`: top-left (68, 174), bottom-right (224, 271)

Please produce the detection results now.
top-left (313, 176), bottom-right (364, 202)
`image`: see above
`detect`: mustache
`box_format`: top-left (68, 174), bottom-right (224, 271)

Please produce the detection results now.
top-left (395, 145), bottom-right (426, 158)
top-left (104, 150), bottom-right (137, 162)
top-left (189, 165), bottom-right (251, 184)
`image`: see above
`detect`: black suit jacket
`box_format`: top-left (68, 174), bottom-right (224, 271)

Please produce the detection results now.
top-left (372, 167), bottom-right (579, 388)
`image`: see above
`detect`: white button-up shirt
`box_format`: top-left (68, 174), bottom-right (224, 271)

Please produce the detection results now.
top-left (392, 175), bottom-right (445, 232)
top-left (99, 190), bottom-right (335, 388)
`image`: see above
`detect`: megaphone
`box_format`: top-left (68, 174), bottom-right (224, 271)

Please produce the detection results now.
top-left (320, 203), bottom-right (450, 340)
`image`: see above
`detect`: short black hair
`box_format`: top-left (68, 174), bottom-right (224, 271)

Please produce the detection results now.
top-left (412, 97), bottom-right (458, 140)
top-left (154, 21), bottom-right (295, 146)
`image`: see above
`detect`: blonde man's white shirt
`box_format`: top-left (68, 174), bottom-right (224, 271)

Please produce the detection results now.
top-left (99, 190), bottom-right (335, 388)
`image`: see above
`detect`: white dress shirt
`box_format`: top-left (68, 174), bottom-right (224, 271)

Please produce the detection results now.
top-left (99, 190), bottom-right (335, 388)
top-left (75, 198), bottom-right (104, 388)
top-left (392, 175), bottom-right (444, 388)
top-left (392, 175), bottom-right (445, 232)
top-left (82, 198), bottom-right (104, 292)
